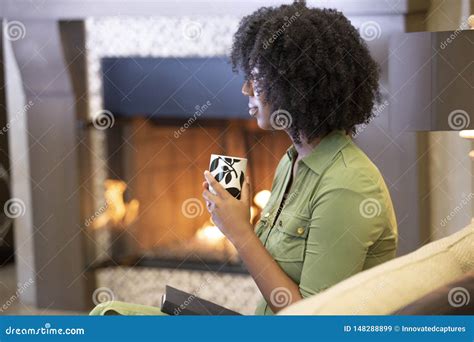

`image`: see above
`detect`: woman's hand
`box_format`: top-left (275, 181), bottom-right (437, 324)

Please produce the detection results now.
top-left (202, 170), bottom-right (253, 246)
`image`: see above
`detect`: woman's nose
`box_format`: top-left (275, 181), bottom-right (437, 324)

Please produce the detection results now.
top-left (241, 80), bottom-right (254, 97)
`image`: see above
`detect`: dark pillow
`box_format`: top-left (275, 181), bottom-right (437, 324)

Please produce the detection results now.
top-left (392, 272), bottom-right (474, 315)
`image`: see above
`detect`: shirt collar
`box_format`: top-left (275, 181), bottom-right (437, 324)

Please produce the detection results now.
top-left (285, 130), bottom-right (351, 175)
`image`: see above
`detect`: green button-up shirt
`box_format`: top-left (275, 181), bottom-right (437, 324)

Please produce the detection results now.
top-left (254, 130), bottom-right (398, 315)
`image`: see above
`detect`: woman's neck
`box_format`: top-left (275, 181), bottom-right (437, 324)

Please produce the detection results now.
top-left (289, 133), bottom-right (322, 161)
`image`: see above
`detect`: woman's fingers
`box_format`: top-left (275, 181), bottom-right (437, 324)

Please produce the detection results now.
top-left (202, 181), bottom-right (214, 211)
top-left (206, 200), bottom-right (213, 212)
top-left (240, 174), bottom-right (251, 206)
top-left (202, 188), bottom-right (219, 206)
top-left (203, 170), bottom-right (229, 199)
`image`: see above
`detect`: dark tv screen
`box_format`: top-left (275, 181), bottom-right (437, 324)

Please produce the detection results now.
top-left (102, 57), bottom-right (248, 119)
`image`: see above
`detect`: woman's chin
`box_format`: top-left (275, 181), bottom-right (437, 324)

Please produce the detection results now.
top-left (256, 118), bottom-right (272, 130)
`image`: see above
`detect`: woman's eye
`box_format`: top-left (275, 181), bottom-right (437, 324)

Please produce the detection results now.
top-left (253, 80), bottom-right (262, 95)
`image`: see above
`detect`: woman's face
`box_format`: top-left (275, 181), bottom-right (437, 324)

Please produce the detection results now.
top-left (241, 73), bottom-right (273, 130)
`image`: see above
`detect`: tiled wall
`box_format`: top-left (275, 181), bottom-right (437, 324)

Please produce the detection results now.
top-left (86, 16), bottom-right (239, 117)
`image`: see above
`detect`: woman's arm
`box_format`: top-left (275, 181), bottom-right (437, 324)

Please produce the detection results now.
top-left (233, 225), bottom-right (302, 313)
top-left (202, 171), bottom-right (302, 313)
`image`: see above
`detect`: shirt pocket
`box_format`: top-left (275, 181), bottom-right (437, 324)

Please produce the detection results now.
top-left (270, 212), bottom-right (310, 262)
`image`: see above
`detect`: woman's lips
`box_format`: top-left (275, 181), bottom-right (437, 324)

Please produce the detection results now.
top-left (249, 107), bottom-right (258, 117)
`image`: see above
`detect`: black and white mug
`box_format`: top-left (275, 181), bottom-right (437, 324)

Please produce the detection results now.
top-left (209, 154), bottom-right (247, 200)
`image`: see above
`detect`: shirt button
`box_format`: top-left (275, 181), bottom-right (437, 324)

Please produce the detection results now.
top-left (264, 213), bottom-right (270, 218)
top-left (297, 227), bottom-right (305, 235)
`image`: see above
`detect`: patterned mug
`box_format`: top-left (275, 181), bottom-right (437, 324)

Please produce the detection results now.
top-left (209, 154), bottom-right (247, 199)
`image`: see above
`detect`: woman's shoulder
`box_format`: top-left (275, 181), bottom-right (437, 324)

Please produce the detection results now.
top-left (319, 141), bottom-right (387, 194)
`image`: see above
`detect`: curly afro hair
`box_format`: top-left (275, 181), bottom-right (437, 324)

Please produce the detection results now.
top-left (230, 0), bottom-right (380, 144)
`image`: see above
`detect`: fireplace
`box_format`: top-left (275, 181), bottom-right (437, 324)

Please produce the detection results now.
top-left (89, 57), bottom-right (290, 273)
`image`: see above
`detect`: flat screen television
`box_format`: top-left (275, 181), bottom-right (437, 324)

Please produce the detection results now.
top-left (102, 57), bottom-right (248, 119)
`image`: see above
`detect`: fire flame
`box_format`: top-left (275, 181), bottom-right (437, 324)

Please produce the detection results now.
top-left (93, 179), bottom-right (139, 229)
top-left (195, 222), bottom-right (225, 243)
top-left (254, 190), bottom-right (271, 209)
top-left (194, 189), bottom-right (271, 242)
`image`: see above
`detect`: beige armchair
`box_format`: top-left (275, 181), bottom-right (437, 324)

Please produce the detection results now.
top-left (280, 223), bottom-right (474, 315)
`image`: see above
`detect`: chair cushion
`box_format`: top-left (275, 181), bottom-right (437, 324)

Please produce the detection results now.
top-left (279, 223), bottom-right (474, 315)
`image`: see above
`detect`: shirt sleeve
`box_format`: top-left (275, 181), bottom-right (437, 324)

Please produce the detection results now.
top-left (298, 188), bottom-right (383, 298)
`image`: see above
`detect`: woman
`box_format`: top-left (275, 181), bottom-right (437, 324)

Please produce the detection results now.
top-left (202, 1), bottom-right (397, 315)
